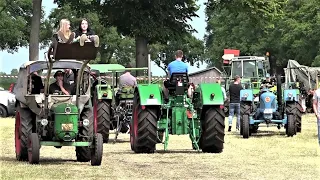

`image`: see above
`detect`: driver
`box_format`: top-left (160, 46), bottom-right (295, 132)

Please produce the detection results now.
top-left (261, 73), bottom-right (274, 88)
top-left (49, 70), bottom-right (71, 95)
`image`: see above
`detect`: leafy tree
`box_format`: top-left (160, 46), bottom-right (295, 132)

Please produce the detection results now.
top-left (10, 69), bottom-right (18, 75)
top-left (0, 0), bottom-right (33, 53)
top-left (53, 0), bottom-right (199, 72)
top-left (149, 33), bottom-right (205, 75)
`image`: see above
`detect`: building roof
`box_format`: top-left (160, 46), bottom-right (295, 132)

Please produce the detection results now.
top-left (189, 66), bottom-right (222, 76)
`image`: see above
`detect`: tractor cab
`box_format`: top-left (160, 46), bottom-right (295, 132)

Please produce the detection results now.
top-left (167, 72), bottom-right (189, 96)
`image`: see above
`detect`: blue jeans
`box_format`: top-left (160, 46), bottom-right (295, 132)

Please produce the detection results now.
top-left (229, 103), bottom-right (240, 129)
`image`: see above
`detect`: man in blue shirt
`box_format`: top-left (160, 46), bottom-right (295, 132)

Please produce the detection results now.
top-left (163, 50), bottom-right (189, 100)
top-left (167, 50), bottom-right (188, 76)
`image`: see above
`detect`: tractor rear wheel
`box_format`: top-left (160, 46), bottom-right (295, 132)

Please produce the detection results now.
top-left (28, 133), bottom-right (40, 164)
top-left (15, 104), bottom-right (33, 161)
top-left (91, 133), bottom-right (103, 166)
top-left (242, 114), bottom-right (250, 139)
top-left (76, 107), bottom-right (94, 162)
top-left (131, 91), bottom-right (158, 153)
top-left (96, 100), bottom-right (111, 143)
top-left (286, 114), bottom-right (296, 137)
top-left (201, 107), bottom-right (225, 153)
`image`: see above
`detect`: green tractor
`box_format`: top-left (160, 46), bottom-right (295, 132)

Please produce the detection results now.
top-left (222, 55), bottom-right (271, 114)
top-left (90, 64), bottom-right (149, 143)
top-left (13, 41), bottom-right (103, 165)
top-left (130, 72), bottom-right (225, 153)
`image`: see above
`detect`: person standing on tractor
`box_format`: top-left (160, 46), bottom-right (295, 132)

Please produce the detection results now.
top-left (49, 70), bottom-right (71, 95)
top-left (73, 18), bottom-right (100, 48)
top-left (312, 87), bottom-right (320, 146)
top-left (228, 75), bottom-right (243, 132)
top-left (163, 50), bottom-right (189, 100)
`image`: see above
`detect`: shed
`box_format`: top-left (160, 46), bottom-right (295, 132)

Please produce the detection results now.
top-left (189, 67), bottom-right (223, 85)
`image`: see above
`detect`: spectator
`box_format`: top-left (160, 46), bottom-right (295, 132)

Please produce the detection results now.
top-left (228, 75), bottom-right (243, 132)
top-left (312, 87), bottom-right (320, 146)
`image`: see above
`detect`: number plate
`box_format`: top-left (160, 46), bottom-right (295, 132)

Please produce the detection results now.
top-left (263, 109), bottom-right (273, 114)
top-left (62, 123), bottom-right (73, 131)
top-left (146, 98), bottom-right (158, 104)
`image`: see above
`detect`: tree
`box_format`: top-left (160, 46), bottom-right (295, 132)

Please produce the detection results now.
top-left (149, 33), bottom-right (205, 75)
top-left (0, 0), bottom-right (33, 53)
top-left (102, 0), bottom-right (199, 71)
top-left (10, 69), bottom-right (18, 75)
top-left (29, 0), bottom-right (42, 61)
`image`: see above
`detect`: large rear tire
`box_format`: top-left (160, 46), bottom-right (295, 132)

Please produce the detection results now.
top-left (76, 107), bottom-right (93, 162)
top-left (131, 91), bottom-right (158, 153)
top-left (201, 107), bottom-right (225, 153)
top-left (15, 104), bottom-right (33, 161)
top-left (96, 101), bottom-right (111, 143)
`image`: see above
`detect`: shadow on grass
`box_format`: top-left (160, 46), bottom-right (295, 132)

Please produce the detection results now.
top-left (229, 130), bottom-right (288, 139)
top-left (107, 138), bottom-right (130, 144)
top-left (0, 156), bottom-right (80, 165)
top-left (109, 149), bottom-right (205, 155)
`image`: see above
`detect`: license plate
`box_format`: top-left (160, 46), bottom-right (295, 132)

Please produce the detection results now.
top-left (146, 98), bottom-right (158, 104)
top-left (263, 109), bottom-right (273, 114)
top-left (62, 123), bottom-right (73, 131)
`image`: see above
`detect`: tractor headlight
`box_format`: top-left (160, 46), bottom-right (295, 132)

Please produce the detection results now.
top-left (41, 119), bottom-right (48, 126)
top-left (83, 119), bottom-right (90, 126)
top-left (243, 93), bottom-right (249, 97)
top-left (288, 93), bottom-right (293, 98)
top-left (65, 107), bottom-right (71, 114)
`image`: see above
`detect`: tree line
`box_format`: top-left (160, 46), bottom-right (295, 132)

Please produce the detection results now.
top-left (1, 0), bottom-right (320, 76)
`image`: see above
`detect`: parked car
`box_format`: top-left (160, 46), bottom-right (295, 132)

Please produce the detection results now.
top-left (0, 89), bottom-right (16, 117)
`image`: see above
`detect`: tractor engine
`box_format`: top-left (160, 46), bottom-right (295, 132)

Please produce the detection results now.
top-left (42, 103), bottom-right (88, 142)
top-left (256, 91), bottom-right (278, 120)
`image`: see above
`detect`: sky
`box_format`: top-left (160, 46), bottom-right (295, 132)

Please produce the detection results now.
top-left (0, 0), bottom-right (207, 76)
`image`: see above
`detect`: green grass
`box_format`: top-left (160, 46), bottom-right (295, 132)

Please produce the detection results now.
top-left (0, 115), bottom-right (319, 180)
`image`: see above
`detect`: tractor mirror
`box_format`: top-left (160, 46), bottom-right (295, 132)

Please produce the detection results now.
top-left (53, 42), bottom-right (98, 60)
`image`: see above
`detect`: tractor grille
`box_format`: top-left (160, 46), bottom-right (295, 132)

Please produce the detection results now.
top-left (120, 100), bottom-right (133, 115)
top-left (259, 98), bottom-right (276, 109)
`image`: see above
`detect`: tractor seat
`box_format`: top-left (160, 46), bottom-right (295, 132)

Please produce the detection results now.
top-left (164, 73), bottom-right (189, 95)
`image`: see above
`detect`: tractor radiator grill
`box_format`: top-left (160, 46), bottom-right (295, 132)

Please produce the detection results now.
top-left (260, 99), bottom-right (276, 109)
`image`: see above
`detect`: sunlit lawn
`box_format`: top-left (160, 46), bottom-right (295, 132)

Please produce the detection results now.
top-left (0, 115), bottom-right (319, 180)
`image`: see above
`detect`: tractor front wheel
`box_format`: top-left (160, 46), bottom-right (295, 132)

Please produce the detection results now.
top-left (131, 91), bottom-right (158, 153)
top-left (242, 115), bottom-right (250, 139)
top-left (286, 114), bottom-right (296, 137)
top-left (96, 100), bottom-right (111, 143)
top-left (15, 104), bottom-right (33, 161)
top-left (28, 133), bottom-right (40, 164)
top-left (201, 107), bottom-right (225, 153)
top-left (76, 107), bottom-right (94, 162)
top-left (91, 133), bottom-right (103, 166)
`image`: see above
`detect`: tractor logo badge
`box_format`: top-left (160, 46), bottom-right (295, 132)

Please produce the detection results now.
top-left (265, 96), bottom-right (271, 102)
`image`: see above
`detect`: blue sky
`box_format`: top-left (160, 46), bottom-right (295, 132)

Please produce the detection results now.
top-left (0, 0), bottom-right (207, 76)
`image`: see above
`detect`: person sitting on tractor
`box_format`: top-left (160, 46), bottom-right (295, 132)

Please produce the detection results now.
top-left (31, 71), bottom-right (44, 94)
top-left (49, 70), bottom-right (71, 95)
top-left (260, 73), bottom-right (274, 89)
top-left (116, 65), bottom-right (137, 104)
top-left (73, 18), bottom-right (100, 48)
top-left (163, 50), bottom-right (189, 100)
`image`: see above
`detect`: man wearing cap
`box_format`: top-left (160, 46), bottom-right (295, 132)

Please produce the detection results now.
top-left (49, 70), bottom-right (71, 95)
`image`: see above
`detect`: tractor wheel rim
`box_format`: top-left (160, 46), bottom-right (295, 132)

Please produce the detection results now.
top-left (15, 112), bottom-right (21, 155)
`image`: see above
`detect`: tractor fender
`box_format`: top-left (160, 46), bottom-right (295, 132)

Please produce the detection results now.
top-left (95, 84), bottom-right (113, 100)
top-left (240, 89), bottom-right (253, 102)
top-left (283, 89), bottom-right (299, 102)
top-left (136, 84), bottom-right (163, 105)
top-left (197, 83), bottom-right (224, 105)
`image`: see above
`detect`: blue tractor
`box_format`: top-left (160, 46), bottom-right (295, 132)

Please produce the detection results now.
top-left (239, 75), bottom-right (301, 138)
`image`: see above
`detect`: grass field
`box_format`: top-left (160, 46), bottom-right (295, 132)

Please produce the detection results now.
top-left (0, 115), bottom-right (320, 180)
